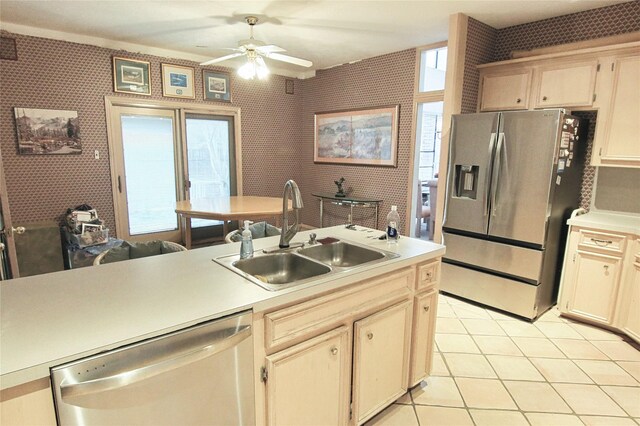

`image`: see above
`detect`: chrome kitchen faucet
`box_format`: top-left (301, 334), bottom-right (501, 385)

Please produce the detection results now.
top-left (279, 180), bottom-right (304, 248)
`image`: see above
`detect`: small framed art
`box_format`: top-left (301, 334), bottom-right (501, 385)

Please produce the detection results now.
top-left (112, 57), bottom-right (151, 95)
top-left (203, 70), bottom-right (231, 102)
top-left (162, 63), bottom-right (195, 99)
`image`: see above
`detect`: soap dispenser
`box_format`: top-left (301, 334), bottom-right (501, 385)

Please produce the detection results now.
top-left (240, 220), bottom-right (254, 259)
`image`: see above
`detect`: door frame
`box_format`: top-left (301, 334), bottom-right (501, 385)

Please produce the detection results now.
top-left (0, 145), bottom-right (20, 278)
top-left (407, 40), bottom-right (447, 239)
top-left (104, 96), bottom-right (243, 241)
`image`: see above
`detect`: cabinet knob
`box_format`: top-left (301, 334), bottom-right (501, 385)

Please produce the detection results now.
top-left (423, 305), bottom-right (430, 313)
top-left (603, 265), bottom-right (609, 272)
top-left (330, 346), bottom-right (338, 355)
top-left (542, 96), bottom-right (548, 101)
top-left (516, 98), bottom-right (521, 103)
top-left (367, 332), bottom-right (374, 340)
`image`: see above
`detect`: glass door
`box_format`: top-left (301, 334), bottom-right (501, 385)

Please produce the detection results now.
top-left (111, 107), bottom-right (183, 242)
top-left (0, 145), bottom-right (19, 279)
top-left (184, 113), bottom-right (237, 230)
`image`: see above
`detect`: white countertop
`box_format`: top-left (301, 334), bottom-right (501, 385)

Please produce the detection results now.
top-left (0, 226), bottom-right (444, 390)
top-left (567, 210), bottom-right (640, 235)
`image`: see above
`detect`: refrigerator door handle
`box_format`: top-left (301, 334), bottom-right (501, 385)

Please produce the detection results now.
top-left (490, 132), bottom-right (505, 216)
top-left (484, 132), bottom-right (497, 217)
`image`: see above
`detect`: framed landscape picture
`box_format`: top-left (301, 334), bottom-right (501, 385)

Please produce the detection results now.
top-left (203, 70), bottom-right (231, 102)
top-left (112, 57), bottom-right (151, 95)
top-left (162, 63), bottom-right (195, 99)
top-left (314, 105), bottom-right (399, 166)
top-left (14, 107), bottom-right (82, 155)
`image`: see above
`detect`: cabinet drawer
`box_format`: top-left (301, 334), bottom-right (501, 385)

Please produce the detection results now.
top-left (578, 229), bottom-right (627, 255)
top-left (265, 268), bottom-right (414, 351)
top-left (417, 260), bottom-right (440, 290)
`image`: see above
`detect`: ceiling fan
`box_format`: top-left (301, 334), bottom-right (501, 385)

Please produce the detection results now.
top-left (199, 16), bottom-right (313, 79)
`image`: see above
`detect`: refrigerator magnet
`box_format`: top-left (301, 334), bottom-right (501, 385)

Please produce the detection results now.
top-left (557, 159), bottom-right (566, 173)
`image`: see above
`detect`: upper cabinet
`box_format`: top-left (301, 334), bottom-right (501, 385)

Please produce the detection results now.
top-left (534, 61), bottom-right (598, 108)
top-left (591, 54), bottom-right (640, 167)
top-left (479, 70), bottom-right (532, 111)
top-left (477, 41), bottom-right (640, 168)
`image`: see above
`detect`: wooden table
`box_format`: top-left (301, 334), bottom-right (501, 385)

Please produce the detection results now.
top-left (175, 196), bottom-right (288, 249)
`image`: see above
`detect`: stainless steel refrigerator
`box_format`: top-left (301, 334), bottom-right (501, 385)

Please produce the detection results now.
top-left (441, 109), bottom-right (586, 320)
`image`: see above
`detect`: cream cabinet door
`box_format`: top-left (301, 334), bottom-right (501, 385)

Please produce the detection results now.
top-left (409, 290), bottom-right (438, 386)
top-left (534, 61), bottom-right (598, 108)
top-left (479, 70), bottom-right (532, 111)
top-left (352, 300), bottom-right (412, 425)
top-left (265, 327), bottom-right (350, 426)
top-left (567, 250), bottom-right (623, 325)
top-left (593, 55), bottom-right (640, 167)
top-left (621, 251), bottom-right (640, 343)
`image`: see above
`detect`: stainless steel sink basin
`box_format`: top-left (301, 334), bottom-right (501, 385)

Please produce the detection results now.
top-left (234, 253), bottom-right (331, 285)
top-left (298, 241), bottom-right (385, 267)
top-left (216, 252), bottom-right (331, 291)
top-left (214, 237), bottom-right (400, 292)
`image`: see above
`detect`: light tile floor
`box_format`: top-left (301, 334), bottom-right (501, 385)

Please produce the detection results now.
top-left (367, 293), bottom-right (640, 426)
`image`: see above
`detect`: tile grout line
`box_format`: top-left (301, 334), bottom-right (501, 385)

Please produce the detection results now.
top-left (435, 295), bottom-right (637, 423)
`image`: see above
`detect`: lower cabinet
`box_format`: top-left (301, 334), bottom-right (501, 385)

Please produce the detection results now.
top-left (566, 250), bottom-right (622, 325)
top-left (352, 300), bottom-right (412, 425)
top-left (264, 327), bottom-right (351, 426)
top-left (620, 248), bottom-right (640, 342)
top-left (559, 225), bottom-right (639, 343)
top-left (409, 289), bottom-right (438, 386)
top-left (257, 261), bottom-right (441, 426)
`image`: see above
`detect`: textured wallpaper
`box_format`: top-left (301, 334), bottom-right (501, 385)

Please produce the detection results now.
top-left (493, 1), bottom-right (640, 61)
top-left (463, 1), bottom-right (640, 211)
top-left (0, 31), bottom-right (303, 235)
top-left (1, 0), bottom-right (638, 238)
top-left (298, 49), bottom-right (416, 232)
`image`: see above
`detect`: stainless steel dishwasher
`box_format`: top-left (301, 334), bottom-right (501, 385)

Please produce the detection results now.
top-left (51, 310), bottom-right (255, 425)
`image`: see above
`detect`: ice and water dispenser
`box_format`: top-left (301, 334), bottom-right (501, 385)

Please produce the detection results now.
top-left (454, 165), bottom-right (479, 199)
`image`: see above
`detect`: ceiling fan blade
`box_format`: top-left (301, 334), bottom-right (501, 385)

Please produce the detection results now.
top-left (266, 52), bottom-right (313, 68)
top-left (256, 44), bottom-right (286, 53)
top-left (199, 52), bottom-right (245, 66)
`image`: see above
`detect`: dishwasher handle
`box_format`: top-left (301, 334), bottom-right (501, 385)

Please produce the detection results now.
top-left (60, 325), bottom-right (251, 400)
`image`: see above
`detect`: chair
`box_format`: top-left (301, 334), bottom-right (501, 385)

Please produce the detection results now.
top-left (224, 221), bottom-right (281, 244)
top-left (93, 240), bottom-right (187, 265)
top-left (415, 180), bottom-right (431, 238)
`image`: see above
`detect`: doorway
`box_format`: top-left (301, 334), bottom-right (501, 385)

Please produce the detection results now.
top-left (106, 98), bottom-right (241, 244)
top-left (411, 43), bottom-right (447, 241)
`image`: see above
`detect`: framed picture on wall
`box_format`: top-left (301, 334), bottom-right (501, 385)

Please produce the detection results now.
top-left (112, 57), bottom-right (151, 95)
top-left (314, 105), bottom-right (399, 166)
top-left (13, 107), bottom-right (82, 155)
top-left (203, 70), bottom-right (231, 102)
top-left (161, 63), bottom-right (195, 99)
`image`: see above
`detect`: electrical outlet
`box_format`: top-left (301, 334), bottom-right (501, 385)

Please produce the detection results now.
top-left (94, 150), bottom-right (99, 160)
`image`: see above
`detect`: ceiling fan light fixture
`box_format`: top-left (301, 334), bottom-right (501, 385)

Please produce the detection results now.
top-left (238, 56), bottom-right (270, 80)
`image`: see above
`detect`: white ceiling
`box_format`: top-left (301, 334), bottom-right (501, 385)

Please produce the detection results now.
top-left (0, 0), bottom-right (629, 78)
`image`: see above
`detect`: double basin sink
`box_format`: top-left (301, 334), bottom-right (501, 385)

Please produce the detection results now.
top-left (214, 239), bottom-right (400, 291)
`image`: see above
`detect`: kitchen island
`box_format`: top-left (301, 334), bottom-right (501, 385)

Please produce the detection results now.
top-left (0, 225), bottom-right (445, 425)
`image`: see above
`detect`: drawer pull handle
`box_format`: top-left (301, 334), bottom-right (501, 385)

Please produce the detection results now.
top-left (423, 306), bottom-right (430, 313)
top-left (367, 332), bottom-right (374, 340)
top-left (591, 238), bottom-right (613, 246)
top-left (542, 96), bottom-right (548, 101)
top-left (516, 98), bottom-right (521, 103)
top-left (603, 265), bottom-right (609, 272)
top-left (330, 346), bottom-right (338, 356)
